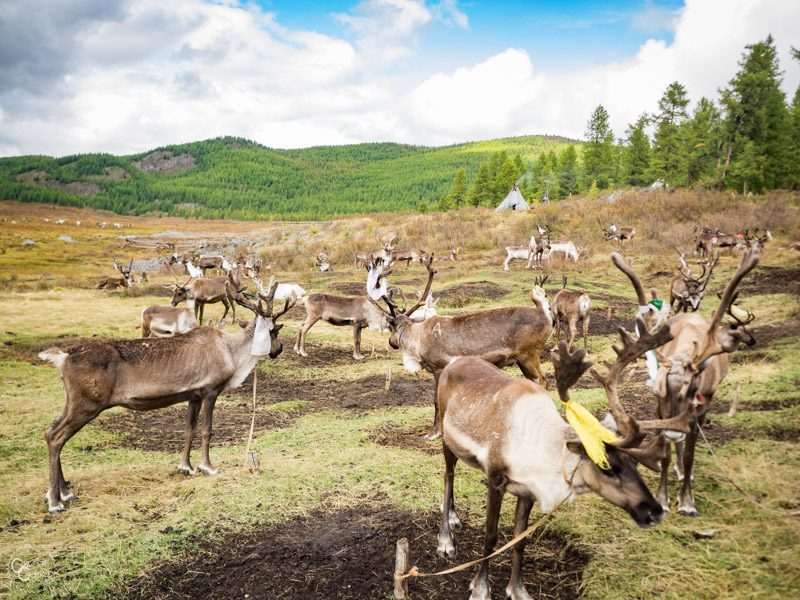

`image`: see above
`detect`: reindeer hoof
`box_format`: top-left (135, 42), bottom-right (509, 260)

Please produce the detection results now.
top-left (436, 544), bottom-right (456, 559)
top-left (422, 431), bottom-right (441, 441)
top-left (176, 465), bottom-right (197, 476)
top-left (353, 355), bottom-right (365, 360)
top-left (678, 508), bottom-right (698, 518)
top-left (198, 464), bottom-right (220, 476)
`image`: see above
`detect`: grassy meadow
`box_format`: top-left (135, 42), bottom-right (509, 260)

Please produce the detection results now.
top-left (1, 190), bottom-right (799, 599)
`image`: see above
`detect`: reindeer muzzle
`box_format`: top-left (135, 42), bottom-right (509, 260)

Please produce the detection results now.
top-left (664, 430), bottom-right (686, 443)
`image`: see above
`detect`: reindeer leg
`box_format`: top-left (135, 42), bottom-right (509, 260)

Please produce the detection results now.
top-left (294, 317), bottom-right (318, 357)
top-left (45, 398), bottom-right (102, 513)
top-left (198, 392), bottom-right (220, 475)
top-left (554, 316), bottom-right (562, 344)
top-left (517, 355), bottom-right (548, 390)
top-left (219, 298), bottom-right (231, 323)
top-left (469, 473), bottom-right (506, 600)
top-left (423, 371), bottom-right (443, 441)
top-left (655, 443), bottom-right (672, 514)
top-left (567, 317), bottom-right (579, 349)
top-left (437, 444), bottom-right (460, 558)
top-left (177, 399), bottom-right (201, 475)
top-left (506, 495), bottom-right (535, 600)
top-left (677, 413), bottom-right (703, 517)
top-left (583, 313), bottom-right (590, 349)
top-left (352, 324), bottom-right (366, 360)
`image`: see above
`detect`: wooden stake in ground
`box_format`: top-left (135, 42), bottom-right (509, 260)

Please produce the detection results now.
top-left (728, 383), bottom-right (741, 417)
top-left (385, 365), bottom-right (392, 391)
top-left (244, 367), bottom-right (259, 472)
top-left (394, 538), bottom-right (409, 599)
top-left (607, 307), bottom-right (612, 322)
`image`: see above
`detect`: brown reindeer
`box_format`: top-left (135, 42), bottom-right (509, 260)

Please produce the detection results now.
top-left (435, 321), bottom-right (692, 600)
top-left (294, 293), bottom-right (390, 360)
top-left (38, 277), bottom-right (297, 513)
top-left (369, 256), bottom-right (554, 440)
top-left (95, 259), bottom-right (132, 289)
top-left (193, 255), bottom-right (231, 277)
top-left (167, 269), bottom-right (239, 324)
top-left (552, 275), bottom-right (592, 348)
top-left (670, 249), bottom-right (718, 313)
top-left (613, 249), bottom-right (759, 516)
top-left (604, 225), bottom-right (636, 246)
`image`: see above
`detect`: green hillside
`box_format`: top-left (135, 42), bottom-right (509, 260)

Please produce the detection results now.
top-left (0, 135), bottom-right (575, 221)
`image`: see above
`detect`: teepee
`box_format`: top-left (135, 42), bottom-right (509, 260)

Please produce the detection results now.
top-left (494, 183), bottom-right (530, 212)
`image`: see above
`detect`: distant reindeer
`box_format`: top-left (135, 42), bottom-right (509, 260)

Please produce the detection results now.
top-left (167, 267), bottom-right (241, 324)
top-left (141, 306), bottom-right (198, 337)
top-left (528, 225), bottom-right (552, 269)
top-left (96, 259), bottom-right (132, 289)
top-left (604, 225), bottom-right (636, 246)
top-left (194, 255), bottom-right (232, 277)
top-left (552, 275), bottom-right (592, 349)
top-left (670, 249), bottom-right (718, 313)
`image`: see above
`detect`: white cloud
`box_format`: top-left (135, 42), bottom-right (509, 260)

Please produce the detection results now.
top-left (0, 0), bottom-right (798, 157)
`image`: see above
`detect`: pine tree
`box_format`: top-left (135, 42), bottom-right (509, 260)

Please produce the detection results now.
top-left (789, 46), bottom-right (800, 189)
top-left (684, 97), bottom-right (722, 187)
top-left (649, 82), bottom-right (689, 187)
top-left (582, 105), bottom-right (615, 189)
top-left (446, 167), bottom-right (468, 207)
top-left (558, 145), bottom-right (580, 196)
top-left (622, 113), bottom-right (651, 186)
top-left (720, 35), bottom-right (791, 190)
top-left (467, 162), bottom-right (493, 207)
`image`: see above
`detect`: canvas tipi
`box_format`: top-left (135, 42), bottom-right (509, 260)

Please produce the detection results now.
top-left (495, 183), bottom-right (530, 212)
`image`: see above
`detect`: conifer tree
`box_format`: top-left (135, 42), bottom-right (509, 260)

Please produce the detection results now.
top-left (582, 105), bottom-right (615, 189)
top-left (446, 167), bottom-right (468, 207)
top-left (467, 162), bottom-right (493, 207)
top-left (684, 97), bottom-right (722, 187)
top-left (649, 81), bottom-right (689, 186)
top-left (789, 46), bottom-right (800, 189)
top-left (558, 144), bottom-right (580, 196)
top-left (622, 113), bottom-right (651, 186)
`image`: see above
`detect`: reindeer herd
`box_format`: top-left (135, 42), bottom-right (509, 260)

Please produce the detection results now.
top-left (38, 220), bottom-right (770, 599)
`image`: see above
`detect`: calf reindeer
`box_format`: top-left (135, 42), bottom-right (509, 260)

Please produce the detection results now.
top-left (613, 248), bottom-right (759, 516)
top-left (553, 275), bottom-right (592, 348)
top-left (38, 278), bottom-right (296, 513)
top-left (436, 320), bottom-right (691, 600)
top-left (670, 249), bottom-right (718, 313)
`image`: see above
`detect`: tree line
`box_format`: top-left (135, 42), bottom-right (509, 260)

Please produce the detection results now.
top-left (437, 35), bottom-right (800, 210)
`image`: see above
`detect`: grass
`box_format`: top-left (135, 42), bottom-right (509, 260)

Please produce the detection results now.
top-left (1, 193), bottom-right (799, 599)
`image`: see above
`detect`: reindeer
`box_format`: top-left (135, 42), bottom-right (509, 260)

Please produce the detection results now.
top-left (96, 259), bottom-right (132, 289)
top-left (604, 225), bottom-right (636, 246)
top-left (194, 255), bottom-right (231, 277)
top-left (552, 275), bottom-right (592, 349)
top-left (167, 270), bottom-right (238, 324)
top-left (435, 248), bottom-right (459, 261)
top-left (38, 276), bottom-right (297, 513)
top-left (693, 227), bottom-right (716, 259)
top-left (670, 249), bottom-right (718, 313)
top-left (547, 240), bottom-right (580, 262)
top-left (141, 306), bottom-right (198, 337)
top-left (436, 322), bottom-right (693, 600)
top-left (314, 251), bottom-right (333, 272)
top-left (527, 225), bottom-right (552, 269)
top-left (353, 237), bottom-right (396, 270)
top-left (368, 256), bottom-right (554, 440)
top-left (502, 244), bottom-right (530, 271)
top-left (294, 291), bottom-right (390, 360)
top-left (392, 249), bottom-right (424, 268)
top-left (613, 248), bottom-right (759, 516)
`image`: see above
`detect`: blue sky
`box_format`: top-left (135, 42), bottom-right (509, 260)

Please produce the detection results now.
top-left (0, 0), bottom-right (797, 156)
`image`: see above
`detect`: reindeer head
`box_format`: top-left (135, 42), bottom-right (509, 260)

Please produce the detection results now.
top-left (367, 254), bottom-right (436, 347)
top-left (675, 249), bottom-right (718, 310)
top-left (167, 276), bottom-right (194, 308)
top-left (227, 273), bottom-right (298, 358)
top-left (551, 323), bottom-right (689, 527)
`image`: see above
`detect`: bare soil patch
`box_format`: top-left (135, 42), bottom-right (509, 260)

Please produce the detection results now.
top-left (327, 281), bottom-right (366, 296)
top-left (739, 265), bottom-right (800, 296)
top-left (122, 505), bottom-right (588, 600)
top-left (437, 281), bottom-right (509, 301)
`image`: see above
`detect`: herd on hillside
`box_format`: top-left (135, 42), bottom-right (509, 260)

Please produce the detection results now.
top-left (37, 222), bottom-right (773, 599)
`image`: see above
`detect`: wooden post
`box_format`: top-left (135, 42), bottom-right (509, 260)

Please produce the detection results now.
top-left (385, 365), bottom-right (392, 391)
top-left (394, 538), bottom-right (409, 599)
top-left (728, 384), bottom-right (741, 417)
top-left (606, 307), bottom-right (612, 322)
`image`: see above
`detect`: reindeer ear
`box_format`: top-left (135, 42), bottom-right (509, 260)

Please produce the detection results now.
top-left (273, 323), bottom-right (284, 333)
top-left (566, 440), bottom-right (587, 457)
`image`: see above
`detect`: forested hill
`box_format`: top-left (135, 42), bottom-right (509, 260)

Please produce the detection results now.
top-left (0, 135), bottom-right (574, 221)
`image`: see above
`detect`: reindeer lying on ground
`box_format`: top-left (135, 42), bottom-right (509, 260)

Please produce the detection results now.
top-left (141, 306), bottom-right (198, 337)
top-left (96, 259), bottom-right (133, 289)
top-left (368, 258), bottom-right (554, 440)
top-left (354, 237), bottom-right (396, 270)
top-left (391, 249), bottom-right (425, 268)
top-left (670, 249), bottom-right (718, 313)
top-left (604, 225), bottom-right (636, 246)
top-left (552, 275), bottom-right (592, 349)
top-left (613, 248), bottom-right (759, 517)
top-left (436, 324), bottom-right (692, 600)
top-left (38, 276), bottom-right (297, 513)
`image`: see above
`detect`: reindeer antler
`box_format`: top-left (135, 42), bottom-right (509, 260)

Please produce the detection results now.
top-left (550, 342), bottom-right (593, 403)
top-left (403, 254), bottom-right (436, 317)
top-left (611, 253), bottom-right (651, 330)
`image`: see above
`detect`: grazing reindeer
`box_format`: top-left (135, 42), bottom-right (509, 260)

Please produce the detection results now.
top-left (553, 275), bottom-right (592, 349)
top-left (294, 291), bottom-right (390, 360)
top-left (141, 306), bottom-right (198, 337)
top-left (38, 277), bottom-right (297, 514)
top-left (693, 226), bottom-right (716, 259)
top-left (194, 255), bottom-right (231, 277)
top-left (670, 249), bottom-right (718, 313)
top-left (167, 269), bottom-right (239, 324)
top-left (604, 225), bottom-right (636, 246)
top-left (613, 249), bottom-right (759, 516)
top-left (547, 240), bottom-right (580, 262)
top-left (392, 249), bottom-right (424, 268)
top-left (368, 256), bottom-right (554, 440)
top-left (503, 244), bottom-right (531, 271)
top-left (436, 323), bottom-right (692, 600)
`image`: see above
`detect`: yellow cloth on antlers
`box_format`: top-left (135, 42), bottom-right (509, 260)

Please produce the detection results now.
top-left (565, 399), bottom-right (619, 470)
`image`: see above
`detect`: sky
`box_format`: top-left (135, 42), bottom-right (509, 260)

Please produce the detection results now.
top-left (0, 0), bottom-right (798, 157)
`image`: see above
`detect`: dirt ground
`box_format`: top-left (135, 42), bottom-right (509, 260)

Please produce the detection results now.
top-left (122, 505), bottom-right (588, 600)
